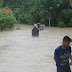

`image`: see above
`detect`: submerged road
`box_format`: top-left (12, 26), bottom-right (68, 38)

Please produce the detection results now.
top-left (0, 24), bottom-right (72, 72)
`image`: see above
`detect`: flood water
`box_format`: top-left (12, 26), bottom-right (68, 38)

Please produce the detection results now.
top-left (0, 24), bottom-right (72, 72)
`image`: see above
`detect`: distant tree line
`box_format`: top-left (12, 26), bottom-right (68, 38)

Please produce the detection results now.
top-left (0, 0), bottom-right (72, 28)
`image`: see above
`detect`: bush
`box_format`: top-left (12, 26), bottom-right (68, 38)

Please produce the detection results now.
top-left (70, 18), bottom-right (72, 24)
top-left (69, 18), bottom-right (72, 27)
top-left (59, 9), bottom-right (72, 25)
top-left (67, 18), bottom-right (72, 27)
top-left (66, 23), bottom-right (72, 27)
top-left (18, 13), bottom-right (28, 24)
top-left (0, 8), bottom-right (15, 31)
top-left (58, 21), bottom-right (65, 28)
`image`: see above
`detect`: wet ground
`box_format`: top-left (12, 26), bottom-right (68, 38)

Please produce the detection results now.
top-left (0, 24), bottom-right (72, 72)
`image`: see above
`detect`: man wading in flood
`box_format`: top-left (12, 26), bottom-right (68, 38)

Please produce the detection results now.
top-left (54, 36), bottom-right (72, 72)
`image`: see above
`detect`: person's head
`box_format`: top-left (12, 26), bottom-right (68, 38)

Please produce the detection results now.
top-left (62, 36), bottom-right (72, 48)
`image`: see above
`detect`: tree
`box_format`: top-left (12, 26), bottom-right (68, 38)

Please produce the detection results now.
top-left (0, 0), bottom-right (3, 7)
top-left (70, 0), bottom-right (72, 7)
top-left (2, 0), bottom-right (72, 27)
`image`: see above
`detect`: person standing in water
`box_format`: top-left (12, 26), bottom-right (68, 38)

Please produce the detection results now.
top-left (54, 36), bottom-right (72, 72)
top-left (34, 23), bottom-right (37, 28)
top-left (32, 26), bottom-right (39, 36)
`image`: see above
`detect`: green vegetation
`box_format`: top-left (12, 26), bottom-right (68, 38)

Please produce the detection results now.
top-left (58, 21), bottom-right (65, 28)
top-left (18, 13), bottom-right (28, 24)
top-left (0, 8), bottom-right (15, 31)
top-left (0, 0), bottom-right (72, 30)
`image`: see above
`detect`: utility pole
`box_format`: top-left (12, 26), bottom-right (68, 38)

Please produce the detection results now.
top-left (49, 8), bottom-right (52, 27)
top-left (49, 14), bottom-right (51, 27)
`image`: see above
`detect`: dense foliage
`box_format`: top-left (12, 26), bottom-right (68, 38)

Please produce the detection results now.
top-left (0, 0), bottom-right (72, 28)
top-left (0, 7), bottom-right (15, 31)
top-left (58, 21), bottom-right (65, 28)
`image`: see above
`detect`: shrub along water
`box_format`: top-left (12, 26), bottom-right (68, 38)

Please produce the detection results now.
top-left (0, 9), bottom-right (15, 31)
top-left (58, 21), bottom-right (65, 28)
top-left (0, 0), bottom-right (72, 27)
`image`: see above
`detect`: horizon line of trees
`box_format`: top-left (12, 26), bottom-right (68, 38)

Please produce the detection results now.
top-left (0, 0), bottom-right (72, 28)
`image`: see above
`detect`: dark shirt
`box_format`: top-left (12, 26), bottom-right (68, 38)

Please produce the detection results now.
top-left (54, 45), bottom-right (71, 68)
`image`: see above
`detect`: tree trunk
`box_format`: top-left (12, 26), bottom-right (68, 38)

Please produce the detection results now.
top-left (68, 0), bottom-right (70, 8)
top-left (49, 17), bottom-right (50, 27)
top-left (49, 12), bottom-right (51, 27)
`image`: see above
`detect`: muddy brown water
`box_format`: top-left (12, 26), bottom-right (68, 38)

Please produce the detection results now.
top-left (0, 24), bottom-right (72, 72)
